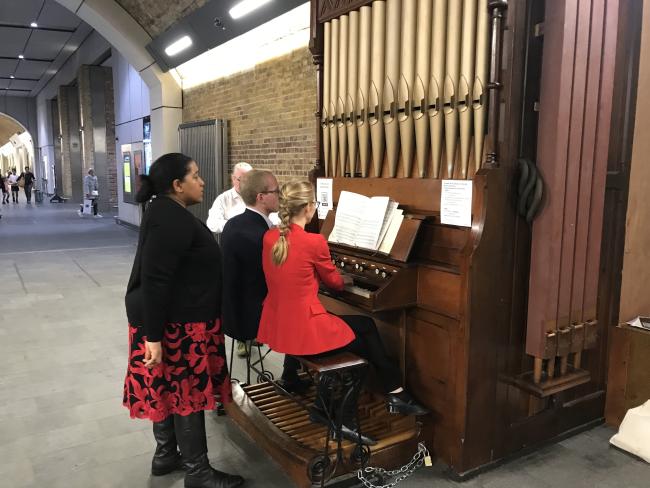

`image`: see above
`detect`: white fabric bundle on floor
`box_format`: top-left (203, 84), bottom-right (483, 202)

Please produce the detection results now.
top-left (610, 400), bottom-right (650, 463)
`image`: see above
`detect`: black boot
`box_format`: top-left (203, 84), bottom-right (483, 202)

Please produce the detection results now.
top-left (152, 416), bottom-right (184, 476)
top-left (386, 391), bottom-right (429, 416)
top-left (174, 411), bottom-right (244, 488)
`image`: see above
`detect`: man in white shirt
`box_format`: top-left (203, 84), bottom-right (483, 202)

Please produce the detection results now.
top-left (206, 162), bottom-right (252, 234)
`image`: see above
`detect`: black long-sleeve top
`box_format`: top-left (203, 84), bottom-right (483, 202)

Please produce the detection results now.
top-left (125, 196), bottom-right (222, 341)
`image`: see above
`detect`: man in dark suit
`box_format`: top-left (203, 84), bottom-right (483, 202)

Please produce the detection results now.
top-left (221, 170), bottom-right (308, 393)
top-left (221, 169), bottom-right (278, 345)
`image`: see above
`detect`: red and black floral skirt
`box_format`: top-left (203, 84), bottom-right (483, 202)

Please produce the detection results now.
top-left (123, 318), bottom-right (232, 422)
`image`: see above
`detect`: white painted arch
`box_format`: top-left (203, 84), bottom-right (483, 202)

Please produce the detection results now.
top-left (55, 0), bottom-right (183, 160)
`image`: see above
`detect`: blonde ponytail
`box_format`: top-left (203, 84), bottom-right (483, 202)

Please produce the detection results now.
top-left (271, 181), bottom-right (315, 266)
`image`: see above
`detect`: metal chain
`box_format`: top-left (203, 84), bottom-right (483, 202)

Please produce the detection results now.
top-left (357, 442), bottom-right (430, 488)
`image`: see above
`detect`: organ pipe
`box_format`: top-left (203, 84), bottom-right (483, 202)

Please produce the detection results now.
top-left (369, 1), bottom-right (386, 177)
top-left (347, 11), bottom-right (359, 177)
top-left (414, 0), bottom-right (432, 178)
top-left (383, 0), bottom-right (401, 178)
top-left (398, 0), bottom-right (416, 177)
top-left (357, 6), bottom-right (372, 177)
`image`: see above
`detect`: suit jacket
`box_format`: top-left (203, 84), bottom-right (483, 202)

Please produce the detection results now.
top-left (125, 197), bottom-right (222, 341)
top-left (257, 224), bottom-right (354, 355)
top-left (221, 209), bottom-right (270, 340)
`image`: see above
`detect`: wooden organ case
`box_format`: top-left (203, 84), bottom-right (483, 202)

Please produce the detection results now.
top-left (226, 0), bottom-right (624, 485)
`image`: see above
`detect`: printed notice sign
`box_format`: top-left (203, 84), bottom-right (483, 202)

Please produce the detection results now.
top-left (316, 178), bottom-right (333, 220)
top-left (441, 180), bottom-right (473, 227)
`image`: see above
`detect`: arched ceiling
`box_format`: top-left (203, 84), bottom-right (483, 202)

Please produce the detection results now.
top-left (0, 113), bottom-right (25, 144)
top-left (115, 0), bottom-right (208, 38)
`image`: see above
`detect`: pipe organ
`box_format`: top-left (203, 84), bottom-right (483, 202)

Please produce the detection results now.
top-left (227, 0), bottom-right (627, 484)
top-left (321, 0), bottom-right (490, 180)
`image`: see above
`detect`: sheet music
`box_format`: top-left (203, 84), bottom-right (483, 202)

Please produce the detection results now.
top-left (330, 191), bottom-right (400, 251)
top-left (329, 191), bottom-right (367, 245)
top-left (377, 210), bottom-right (404, 254)
top-left (354, 196), bottom-right (390, 249)
top-left (377, 201), bottom-right (399, 249)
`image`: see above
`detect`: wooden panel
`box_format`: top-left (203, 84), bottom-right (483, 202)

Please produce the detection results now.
top-left (406, 318), bottom-right (450, 389)
top-left (412, 223), bottom-right (468, 267)
top-left (605, 325), bottom-right (650, 426)
top-left (417, 267), bottom-right (461, 318)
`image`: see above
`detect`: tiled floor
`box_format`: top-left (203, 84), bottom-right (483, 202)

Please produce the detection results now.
top-left (0, 200), bottom-right (647, 487)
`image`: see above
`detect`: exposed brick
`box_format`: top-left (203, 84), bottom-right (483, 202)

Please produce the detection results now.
top-left (182, 48), bottom-right (318, 183)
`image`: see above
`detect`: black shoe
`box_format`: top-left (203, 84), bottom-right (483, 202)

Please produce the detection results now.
top-left (276, 376), bottom-right (311, 395)
top-left (386, 392), bottom-right (429, 416)
top-left (185, 456), bottom-right (244, 488)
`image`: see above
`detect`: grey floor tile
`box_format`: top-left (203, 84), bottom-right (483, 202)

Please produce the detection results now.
top-left (2, 201), bottom-right (649, 488)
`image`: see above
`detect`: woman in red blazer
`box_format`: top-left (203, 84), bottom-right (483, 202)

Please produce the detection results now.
top-left (257, 181), bottom-right (428, 444)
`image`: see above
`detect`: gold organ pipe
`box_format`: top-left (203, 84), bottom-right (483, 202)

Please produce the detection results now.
top-left (444, 0), bottom-right (462, 179)
top-left (346, 11), bottom-right (359, 178)
top-left (337, 15), bottom-right (349, 177)
top-left (322, 22), bottom-right (331, 176)
top-left (398, 0), bottom-right (416, 178)
top-left (357, 6), bottom-right (372, 177)
top-left (429, 0), bottom-right (447, 178)
top-left (473, 0), bottom-right (489, 172)
top-left (383, 0), bottom-right (402, 177)
top-left (370, 1), bottom-right (386, 177)
top-left (414, 0), bottom-right (432, 178)
top-left (329, 19), bottom-right (340, 176)
top-left (459, 0), bottom-right (477, 179)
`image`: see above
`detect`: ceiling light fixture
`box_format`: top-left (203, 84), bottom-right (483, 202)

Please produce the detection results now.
top-left (30, 22), bottom-right (38, 28)
top-left (164, 35), bottom-right (193, 56)
top-left (229, 0), bottom-right (272, 19)
top-left (18, 54), bottom-right (24, 59)
top-left (10, 75), bottom-right (14, 79)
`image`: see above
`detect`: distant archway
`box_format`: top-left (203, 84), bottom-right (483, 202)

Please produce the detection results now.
top-left (0, 113), bottom-right (35, 177)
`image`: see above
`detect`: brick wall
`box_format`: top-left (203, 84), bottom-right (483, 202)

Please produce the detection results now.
top-left (78, 66), bottom-right (96, 176)
top-left (104, 68), bottom-right (117, 205)
top-left (77, 65), bottom-right (118, 207)
top-left (183, 48), bottom-right (318, 183)
top-left (57, 86), bottom-right (73, 198)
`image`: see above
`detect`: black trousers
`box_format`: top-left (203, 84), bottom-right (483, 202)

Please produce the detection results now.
top-left (283, 315), bottom-right (402, 393)
top-left (24, 184), bottom-right (32, 203)
top-left (11, 186), bottom-right (18, 202)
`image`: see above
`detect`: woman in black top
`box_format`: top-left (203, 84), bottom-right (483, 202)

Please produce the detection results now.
top-left (123, 153), bottom-right (243, 488)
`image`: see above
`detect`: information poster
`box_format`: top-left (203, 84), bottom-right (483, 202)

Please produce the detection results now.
top-left (123, 152), bottom-right (132, 198)
top-left (440, 180), bottom-right (473, 227)
top-left (316, 178), bottom-right (333, 220)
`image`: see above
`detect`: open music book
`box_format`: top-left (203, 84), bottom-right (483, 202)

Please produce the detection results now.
top-left (328, 191), bottom-right (402, 252)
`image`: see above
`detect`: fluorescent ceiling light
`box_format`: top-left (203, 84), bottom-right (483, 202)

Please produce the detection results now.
top-left (164, 36), bottom-right (193, 56)
top-left (229, 0), bottom-right (272, 19)
top-left (9, 75), bottom-right (14, 79)
top-left (18, 54), bottom-right (24, 59)
top-left (30, 22), bottom-right (38, 28)
top-left (177, 3), bottom-right (309, 89)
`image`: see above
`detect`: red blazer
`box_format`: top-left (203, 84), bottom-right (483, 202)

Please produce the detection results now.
top-left (257, 224), bottom-right (354, 355)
